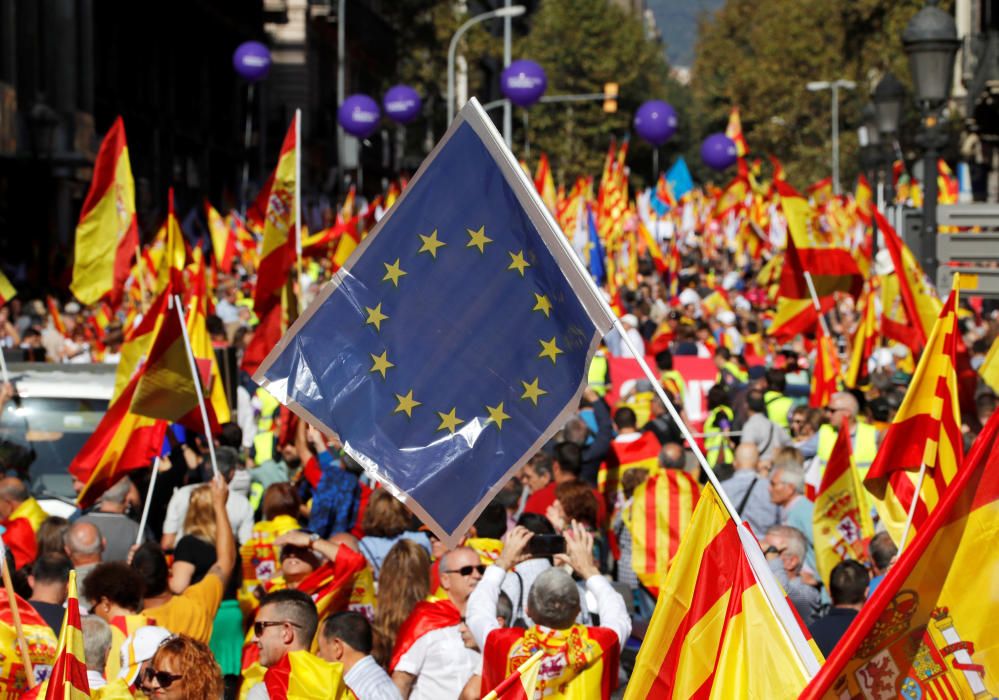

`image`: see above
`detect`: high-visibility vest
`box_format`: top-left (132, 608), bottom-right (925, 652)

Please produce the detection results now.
top-left (253, 388), bottom-right (281, 464)
top-left (764, 390), bottom-right (794, 430)
top-left (716, 360), bottom-right (748, 386)
top-left (816, 421), bottom-right (879, 474)
top-left (704, 405), bottom-right (735, 467)
top-left (588, 352), bottom-right (610, 396)
top-left (659, 369), bottom-right (687, 405)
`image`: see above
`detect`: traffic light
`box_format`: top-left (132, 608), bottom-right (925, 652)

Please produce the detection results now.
top-left (603, 83), bottom-right (618, 113)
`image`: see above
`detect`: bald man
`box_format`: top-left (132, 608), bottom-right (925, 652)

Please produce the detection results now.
top-left (658, 442), bottom-right (686, 471)
top-left (65, 522), bottom-right (105, 610)
top-left (720, 443), bottom-right (780, 537)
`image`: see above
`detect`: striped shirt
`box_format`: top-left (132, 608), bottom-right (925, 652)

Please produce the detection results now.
top-left (344, 655), bottom-right (402, 700)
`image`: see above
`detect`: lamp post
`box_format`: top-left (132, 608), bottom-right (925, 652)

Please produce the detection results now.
top-left (902, 0), bottom-right (960, 282)
top-left (873, 72), bottom-right (905, 208)
top-left (447, 5), bottom-right (526, 126)
top-left (807, 79), bottom-right (857, 195)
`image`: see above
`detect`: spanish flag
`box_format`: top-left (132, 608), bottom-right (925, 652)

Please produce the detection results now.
top-left (389, 598), bottom-right (461, 672)
top-left (812, 416), bottom-right (874, 589)
top-left (599, 432), bottom-right (662, 505)
top-left (70, 117), bottom-right (139, 306)
top-left (240, 650), bottom-right (348, 700)
top-left (809, 324), bottom-right (842, 408)
top-left (483, 649), bottom-right (543, 700)
top-left (534, 152), bottom-right (557, 214)
top-left (624, 484), bottom-right (818, 699)
top-left (206, 200), bottom-right (237, 273)
top-left (845, 282), bottom-right (878, 389)
top-left (186, 257), bottom-right (231, 424)
top-left (0, 571), bottom-right (58, 694)
top-left (802, 410), bottom-right (999, 699)
top-left (0, 270), bottom-right (15, 306)
top-left (112, 288), bottom-right (170, 400)
top-left (864, 276), bottom-right (963, 545)
top-left (626, 469), bottom-right (700, 592)
top-left (253, 116), bottom-right (298, 317)
top-left (153, 189), bottom-right (189, 294)
top-left (43, 570), bottom-right (89, 699)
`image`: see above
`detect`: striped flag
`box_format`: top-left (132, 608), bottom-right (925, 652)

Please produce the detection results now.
top-left (205, 200), bottom-right (237, 273)
top-left (533, 153), bottom-right (557, 214)
top-left (244, 650), bottom-right (348, 700)
top-left (152, 189), bottom-right (188, 295)
top-left (844, 282), bottom-right (878, 389)
top-left (864, 276), bottom-right (963, 545)
top-left (624, 484), bottom-right (819, 699)
top-left (43, 570), bottom-right (89, 699)
top-left (812, 417), bottom-right (874, 589)
top-left (809, 324), bottom-right (842, 408)
top-left (626, 469), bottom-right (700, 592)
top-left (483, 649), bottom-right (543, 700)
top-left (599, 433), bottom-right (662, 505)
top-left (70, 116), bottom-right (139, 306)
top-left (253, 116), bottom-right (298, 318)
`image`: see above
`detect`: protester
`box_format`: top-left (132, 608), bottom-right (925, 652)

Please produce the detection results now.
top-left (808, 559), bottom-right (868, 656)
top-left (740, 389), bottom-right (791, 462)
top-left (117, 625), bottom-right (173, 693)
top-left (82, 615), bottom-right (113, 690)
top-left (0, 476), bottom-right (48, 567)
top-left (142, 634), bottom-right (224, 699)
top-left (319, 611), bottom-right (401, 700)
top-left (763, 525), bottom-right (821, 625)
top-left (35, 516), bottom-right (70, 558)
top-left (372, 539), bottom-right (431, 668)
top-left (768, 451), bottom-right (816, 573)
top-left (720, 443), bottom-right (780, 537)
top-left (77, 477), bottom-right (147, 562)
top-left (27, 552), bottom-right (71, 636)
top-left (358, 490), bottom-right (431, 579)
top-left (65, 521), bottom-right (105, 609)
top-left (867, 531), bottom-right (898, 596)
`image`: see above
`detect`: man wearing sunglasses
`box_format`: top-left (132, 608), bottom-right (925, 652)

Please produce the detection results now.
top-left (391, 546), bottom-right (483, 700)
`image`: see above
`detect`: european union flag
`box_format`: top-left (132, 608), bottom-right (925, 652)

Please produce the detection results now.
top-left (255, 101), bottom-right (615, 544)
top-left (666, 156), bottom-right (694, 201)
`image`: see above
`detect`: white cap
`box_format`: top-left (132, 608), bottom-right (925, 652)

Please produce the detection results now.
top-left (679, 288), bottom-right (701, 307)
top-left (718, 310), bottom-right (737, 326)
top-left (621, 313), bottom-right (639, 328)
top-left (118, 626), bottom-right (172, 685)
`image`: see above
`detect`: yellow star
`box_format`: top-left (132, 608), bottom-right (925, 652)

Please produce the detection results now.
top-left (507, 250), bottom-right (531, 277)
top-left (532, 293), bottom-right (552, 318)
top-left (364, 303), bottom-right (388, 331)
top-left (418, 229), bottom-right (446, 258)
top-left (466, 226), bottom-right (493, 254)
top-left (382, 259), bottom-right (407, 287)
top-left (394, 390), bottom-right (421, 418)
top-left (520, 378), bottom-right (548, 406)
top-left (485, 402), bottom-right (510, 430)
top-left (369, 350), bottom-right (394, 379)
top-left (436, 407), bottom-right (464, 434)
top-left (538, 337), bottom-right (563, 365)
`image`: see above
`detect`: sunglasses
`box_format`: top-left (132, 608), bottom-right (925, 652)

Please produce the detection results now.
top-left (254, 620), bottom-right (303, 637)
top-left (143, 667), bottom-right (183, 690)
top-left (443, 564), bottom-right (487, 577)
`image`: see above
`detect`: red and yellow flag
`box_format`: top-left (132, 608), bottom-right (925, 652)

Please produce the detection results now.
top-left (809, 324), bottom-right (842, 408)
top-left (483, 649), bottom-right (543, 700)
top-left (845, 282), bottom-right (879, 389)
top-left (241, 650), bottom-right (348, 700)
top-left (70, 116), bottom-right (139, 306)
top-left (626, 469), bottom-right (700, 592)
top-left (151, 189), bottom-right (188, 295)
top-left (725, 106), bottom-right (748, 158)
top-left (206, 200), bottom-right (237, 273)
top-left (0, 270), bottom-right (15, 307)
top-left (254, 116), bottom-right (298, 317)
top-left (186, 258), bottom-right (231, 424)
top-left (980, 335), bottom-right (999, 395)
top-left (534, 153), bottom-right (557, 214)
top-left (864, 277), bottom-right (963, 545)
top-left (43, 570), bottom-right (89, 700)
top-left (812, 417), bottom-right (874, 589)
top-left (802, 410), bottom-right (999, 699)
top-left (624, 484), bottom-right (818, 699)
top-left (599, 433), bottom-right (661, 503)
top-left (0, 567), bottom-right (58, 694)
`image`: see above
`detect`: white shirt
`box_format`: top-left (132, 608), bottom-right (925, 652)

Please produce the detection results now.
top-left (499, 558), bottom-right (552, 627)
top-left (162, 483), bottom-right (254, 544)
top-left (345, 655), bottom-right (402, 700)
top-left (393, 626), bottom-right (479, 700)
top-left (87, 669), bottom-right (106, 689)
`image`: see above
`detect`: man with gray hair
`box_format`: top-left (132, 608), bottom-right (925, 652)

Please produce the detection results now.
top-left (720, 442), bottom-right (781, 538)
top-left (77, 477), bottom-right (148, 563)
top-left (763, 525), bottom-right (821, 625)
top-left (768, 450), bottom-right (816, 575)
top-left (658, 442), bottom-right (686, 471)
top-left (466, 522), bottom-right (629, 699)
top-left (64, 521), bottom-right (104, 610)
top-left (82, 615), bottom-right (113, 690)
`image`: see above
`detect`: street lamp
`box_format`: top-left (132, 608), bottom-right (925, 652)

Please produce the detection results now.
top-left (902, 0), bottom-right (960, 281)
top-left (447, 5), bottom-right (526, 126)
top-left (807, 79), bottom-right (856, 195)
top-left (873, 72), bottom-right (905, 207)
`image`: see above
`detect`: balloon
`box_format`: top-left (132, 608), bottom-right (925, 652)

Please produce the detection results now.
top-left (633, 100), bottom-right (678, 146)
top-left (232, 41), bottom-right (271, 82)
top-left (701, 133), bottom-right (738, 171)
top-left (500, 60), bottom-right (547, 108)
top-left (338, 94), bottom-right (381, 139)
top-left (383, 85), bottom-right (422, 124)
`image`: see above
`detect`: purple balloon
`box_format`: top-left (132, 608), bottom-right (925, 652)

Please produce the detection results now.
top-left (701, 133), bottom-right (738, 171)
top-left (634, 100), bottom-right (678, 146)
top-left (383, 85), bottom-right (422, 124)
top-left (338, 94), bottom-right (381, 139)
top-left (501, 60), bottom-right (547, 108)
top-left (233, 41), bottom-right (271, 82)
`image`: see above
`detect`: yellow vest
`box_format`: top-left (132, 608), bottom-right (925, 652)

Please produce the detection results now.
top-left (816, 421), bottom-right (879, 475)
top-left (588, 353), bottom-right (610, 396)
top-left (704, 405), bottom-right (735, 467)
top-left (717, 361), bottom-right (748, 385)
top-left (659, 369), bottom-right (687, 405)
top-left (253, 388), bottom-right (281, 464)
top-left (764, 390), bottom-right (794, 430)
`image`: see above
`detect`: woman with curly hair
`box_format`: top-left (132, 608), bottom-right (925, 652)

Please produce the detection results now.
top-left (142, 634), bottom-right (223, 699)
top-left (371, 539), bottom-right (430, 667)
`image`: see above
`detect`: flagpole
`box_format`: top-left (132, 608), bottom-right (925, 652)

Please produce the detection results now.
top-left (136, 457), bottom-right (160, 546)
top-left (0, 539), bottom-right (34, 687)
top-left (803, 271), bottom-right (833, 338)
top-left (482, 649), bottom-right (544, 700)
top-left (897, 461), bottom-right (928, 551)
top-left (171, 294), bottom-right (219, 477)
top-left (294, 108), bottom-right (304, 315)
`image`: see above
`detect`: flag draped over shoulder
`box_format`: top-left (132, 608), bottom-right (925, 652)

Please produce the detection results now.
top-left (70, 117), bottom-right (138, 306)
top-left (864, 279), bottom-right (963, 545)
top-left (599, 432), bottom-right (661, 501)
top-left (244, 650), bottom-right (347, 700)
top-left (812, 417), bottom-right (874, 589)
top-left (0, 560), bottom-right (58, 694)
top-left (624, 484), bottom-right (818, 699)
top-left (389, 598), bottom-right (462, 672)
top-left (626, 469), bottom-right (700, 593)
top-left (253, 101), bottom-right (615, 544)
top-left (802, 411), bottom-right (999, 699)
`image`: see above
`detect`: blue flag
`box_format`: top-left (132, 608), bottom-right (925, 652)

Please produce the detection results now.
top-left (666, 156), bottom-right (694, 201)
top-left (586, 203), bottom-right (606, 284)
top-left (254, 100), bottom-right (615, 544)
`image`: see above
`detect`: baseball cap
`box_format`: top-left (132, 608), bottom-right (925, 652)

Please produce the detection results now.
top-left (118, 626), bottom-right (172, 685)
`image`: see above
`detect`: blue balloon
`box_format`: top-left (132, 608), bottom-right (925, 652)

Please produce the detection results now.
top-left (500, 60), bottom-right (547, 108)
top-left (233, 41), bottom-right (271, 82)
top-left (634, 100), bottom-right (678, 146)
top-left (339, 94), bottom-right (381, 139)
top-left (383, 85), bottom-right (422, 124)
top-left (701, 133), bottom-right (738, 171)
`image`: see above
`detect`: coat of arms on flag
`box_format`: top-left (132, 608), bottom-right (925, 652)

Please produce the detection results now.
top-left (254, 99), bottom-right (616, 545)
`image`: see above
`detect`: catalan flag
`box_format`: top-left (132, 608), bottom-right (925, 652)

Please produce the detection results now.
top-left (864, 276), bottom-right (963, 545)
top-left (0, 270), bottom-right (15, 306)
top-left (43, 570), bottom-right (89, 699)
top-left (253, 100), bottom-right (615, 544)
top-left (626, 469), bottom-right (700, 592)
top-left (483, 649), bottom-right (543, 700)
top-left (624, 484), bottom-right (820, 699)
top-left (802, 410), bottom-right (999, 699)
top-left (70, 117), bottom-right (139, 306)
top-left (812, 417), bottom-right (874, 589)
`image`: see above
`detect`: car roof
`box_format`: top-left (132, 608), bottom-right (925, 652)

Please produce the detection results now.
top-left (5, 362), bottom-right (116, 401)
